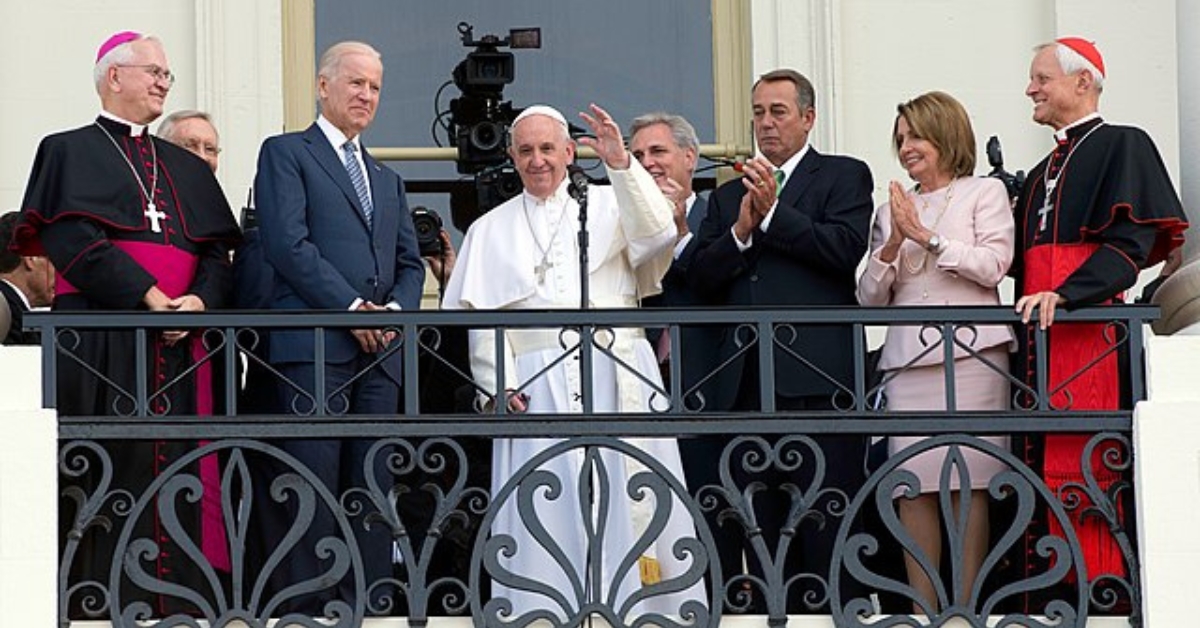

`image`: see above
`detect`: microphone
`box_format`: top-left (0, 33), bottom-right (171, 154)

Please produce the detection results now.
top-left (567, 164), bottom-right (590, 204)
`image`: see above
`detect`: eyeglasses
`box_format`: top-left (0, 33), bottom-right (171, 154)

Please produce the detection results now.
top-left (180, 138), bottom-right (221, 158)
top-left (117, 64), bottom-right (176, 87)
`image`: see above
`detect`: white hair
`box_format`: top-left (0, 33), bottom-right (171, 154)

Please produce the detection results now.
top-left (157, 110), bottom-right (218, 143)
top-left (93, 35), bottom-right (161, 94)
top-left (1037, 41), bottom-right (1105, 93)
top-left (317, 41), bottom-right (382, 80)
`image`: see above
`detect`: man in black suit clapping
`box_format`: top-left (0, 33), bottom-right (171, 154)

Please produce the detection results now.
top-left (681, 68), bottom-right (874, 613)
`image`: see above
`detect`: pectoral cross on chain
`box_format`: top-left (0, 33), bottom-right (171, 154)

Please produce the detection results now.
top-left (1038, 177), bottom-right (1058, 234)
top-left (534, 259), bottom-right (552, 284)
top-left (1037, 202), bottom-right (1053, 233)
top-left (144, 202), bottom-right (167, 233)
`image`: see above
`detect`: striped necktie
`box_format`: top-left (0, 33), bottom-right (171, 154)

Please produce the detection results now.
top-left (342, 141), bottom-right (373, 227)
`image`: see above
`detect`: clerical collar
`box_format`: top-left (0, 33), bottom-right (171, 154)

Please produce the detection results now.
top-left (523, 177), bottom-right (571, 205)
top-left (1054, 112), bottom-right (1103, 142)
top-left (97, 110), bottom-right (148, 136)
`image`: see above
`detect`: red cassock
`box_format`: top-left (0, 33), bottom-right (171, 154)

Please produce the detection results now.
top-left (1013, 116), bottom-right (1187, 583)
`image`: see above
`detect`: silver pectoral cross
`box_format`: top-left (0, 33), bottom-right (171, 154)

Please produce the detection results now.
top-left (145, 202), bottom-right (167, 233)
top-left (1037, 202), bottom-right (1053, 233)
top-left (534, 259), bottom-right (552, 283)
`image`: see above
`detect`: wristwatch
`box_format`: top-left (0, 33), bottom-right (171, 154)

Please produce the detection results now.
top-left (926, 234), bottom-right (945, 253)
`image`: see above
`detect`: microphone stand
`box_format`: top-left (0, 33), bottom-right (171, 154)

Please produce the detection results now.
top-left (569, 167), bottom-right (591, 310)
top-left (568, 169), bottom-right (593, 415)
top-left (568, 167), bottom-right (597, 613)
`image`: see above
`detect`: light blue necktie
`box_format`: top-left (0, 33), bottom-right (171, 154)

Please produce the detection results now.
top-left (342, 141), bottom-right (373, 227)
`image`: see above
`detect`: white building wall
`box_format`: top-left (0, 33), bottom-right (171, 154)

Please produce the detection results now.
top-left (0, 0), bottom-right (283, 217)
top-left (748, 0), bottom-right (1180, 196)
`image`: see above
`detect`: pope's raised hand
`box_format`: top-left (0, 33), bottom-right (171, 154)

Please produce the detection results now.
top-left (578, 103), bottom-right (631, 170)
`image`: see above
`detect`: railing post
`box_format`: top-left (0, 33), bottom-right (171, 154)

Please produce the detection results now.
top-left (942, 322), bottom-right (957, 412)
top-left (314, 326), bottom-right (326, 416)
top-left (40, 322), bottom-right (56, 409)
top-left (758, 319), bottom-right (775, 412)
top-left (1035, 324), bottom-right (1050, 410)
top-left (135, 327), bottom-right (148, 416)
top-left (1127, 316), bottom-right (1147, 404)
top-left (224, 326), bottom-right (238, 416)
top-left (853, 322), bottom-right (866, 412)
top-left (403, 321), bottom-right (420, 416)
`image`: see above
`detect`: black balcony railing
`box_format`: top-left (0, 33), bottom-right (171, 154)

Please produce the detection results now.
top-left (30, 305), bottom-right (1153, 628)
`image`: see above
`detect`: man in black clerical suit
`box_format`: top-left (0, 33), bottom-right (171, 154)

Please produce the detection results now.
top-left (13, 31), bottom-right (240, 618)
top-left (680, 68), bottom-right (874, 613)
top-left (1011, 37), bottom-right (1186, 603)
top-left (0, 211), bottom-right (54, 346)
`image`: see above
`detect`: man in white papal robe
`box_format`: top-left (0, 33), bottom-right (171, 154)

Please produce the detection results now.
top-left (440, 104), bottom-right (707, 622)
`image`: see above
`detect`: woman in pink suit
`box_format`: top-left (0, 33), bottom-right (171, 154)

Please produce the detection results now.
top-left (856, 91), bottom-right (1015, 613)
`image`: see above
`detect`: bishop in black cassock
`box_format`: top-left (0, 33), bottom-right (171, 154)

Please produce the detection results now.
top-left (1013, 38), bottom-right (1187, 591)
top-left (13, 32), bottom-right (240, 619)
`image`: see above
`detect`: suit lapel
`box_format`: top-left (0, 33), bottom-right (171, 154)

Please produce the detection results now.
top-left (302, 124), bottom-right (371, 229)
top-left (363, 146), bottom-right (390, 241)
top-left (687, 191), bottom-right (707, 233)
top-left (778, 148), bottom-right (820, 208)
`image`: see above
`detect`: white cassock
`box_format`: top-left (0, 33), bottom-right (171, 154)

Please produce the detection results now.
top-left (441, 159), bottom-right (707, 621)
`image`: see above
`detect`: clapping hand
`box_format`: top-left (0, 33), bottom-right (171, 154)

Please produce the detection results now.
top-left (888, 181), bottom-right (924, 243)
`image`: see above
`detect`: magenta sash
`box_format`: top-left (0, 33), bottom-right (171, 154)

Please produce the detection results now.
top-left (57, 240), bottom-right (230, 571)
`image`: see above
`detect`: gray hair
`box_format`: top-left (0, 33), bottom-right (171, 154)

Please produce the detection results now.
top-left (629, 112), bottom-right (699, 153)
top-left (157, 109), bottom-right (218, 143)
top-left (754, 68), bottom-right (816, 111)
top-left (93, 35), bottom-right (161, 94)
top-left (1037, 41), bottom-right (1105, 93)
top-left (317, 41), bottom-right (382, 80)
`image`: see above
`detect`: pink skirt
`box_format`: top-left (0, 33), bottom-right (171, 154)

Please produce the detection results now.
top-left (884, 346), bottom-right (1010, 494)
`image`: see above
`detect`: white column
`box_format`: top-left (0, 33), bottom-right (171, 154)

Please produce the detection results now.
top-left (1138, 335), bottom-right (1200, 626)
top-left (0, 348), bottom-right (56, 626)
top-left (1148, 0), bottom-right (1200, 335)
top-left (195, 0), bottom-right (285, 215)
top-left (747, 0), bottom-right (841, 151)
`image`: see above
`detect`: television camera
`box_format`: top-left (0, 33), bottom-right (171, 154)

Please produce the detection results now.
top-left (445, 22), bottom-right (540, 228)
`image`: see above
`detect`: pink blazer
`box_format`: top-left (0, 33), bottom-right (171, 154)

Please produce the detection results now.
top-left (856, 176), bottom-right (1015, 371)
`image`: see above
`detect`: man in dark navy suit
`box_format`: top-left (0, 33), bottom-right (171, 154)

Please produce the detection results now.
top-left (628, 112), bottom-right (740, 587)
top-left (629, 112), bottom-right (714, 395)
top-left (252, 40), bottom-right (424, 615)
top-left (681, 68), bottom-right (874, 613)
